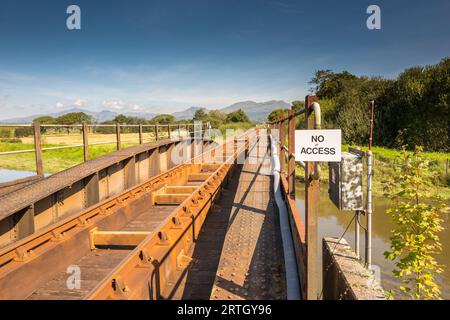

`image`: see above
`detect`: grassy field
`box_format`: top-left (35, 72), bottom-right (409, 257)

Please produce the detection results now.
top-left (295, 145), bottom-right (450, 201)
top-left (0, 132), bottom-right (164, 174)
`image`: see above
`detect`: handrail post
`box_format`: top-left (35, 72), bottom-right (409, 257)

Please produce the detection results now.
top-left (304, 95), bottom-right (319, 300)
top-left (139, 124), bottom-right (143, 144)
top-left (33, 123), bottom-right (44, 177)
top-left (288, 109), bottom-right (296, 198)
top-left (82, 122), bottom-right (89, 162)
top-left (167, 124), bottom-right (171, 139)
top-left (280, 119), bottom-right (286, 174)
top-left (155, 124), bottom-right (159, 141)
top-left (116, 123), bottom-right (121, 150)
top-left (234, 136), bottom-right (238, 165)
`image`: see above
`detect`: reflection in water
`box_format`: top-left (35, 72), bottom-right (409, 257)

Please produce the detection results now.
top-left (295, 185), bottom-right (450, 299)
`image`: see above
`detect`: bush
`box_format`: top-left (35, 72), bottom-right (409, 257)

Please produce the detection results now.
top-left (14, 127), bottom-right (34, 137)
top-left (0, 138), bottom-right (22, 143)
top-left (0, 128), bottom-right (12, 138)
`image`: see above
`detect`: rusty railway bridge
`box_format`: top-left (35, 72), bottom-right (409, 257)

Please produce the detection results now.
top-left (0, 96), bottom-right (384, 300)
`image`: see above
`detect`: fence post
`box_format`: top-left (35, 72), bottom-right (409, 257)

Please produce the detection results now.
top-left (304, 95), bottom-right (319, 300)
top-left (33, 123), bottom-right (44, 177)
top-left (155, 124), bottom-right (159, 141)
top-left (168, 124), bottom-right (171, 139)
top-left (139, 124), bottom-right (143, 144)
top-left (116, 123), bottom-right (121, 150)
top-left (288, 109), bottom-right (296, 198)
top-left (82, 122), bottom-right (89, 162)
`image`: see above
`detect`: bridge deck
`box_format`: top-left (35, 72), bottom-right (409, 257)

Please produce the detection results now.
top-left (3, 133), bottom-right (288, 300)
top-left (170, 136), bottom-right (287, 300)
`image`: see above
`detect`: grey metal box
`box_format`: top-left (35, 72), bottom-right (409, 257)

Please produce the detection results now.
top-left (328, 152), bottom-right (363, 211)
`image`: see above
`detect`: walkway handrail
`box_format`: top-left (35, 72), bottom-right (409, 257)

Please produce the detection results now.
top-left (269, 95), bottom-right (322, 300)
top-left (0, 122), bottom-right (211, 177)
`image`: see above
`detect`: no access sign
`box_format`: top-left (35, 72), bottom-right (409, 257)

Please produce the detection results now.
top-left (295, 129), bottom-right (341, 162)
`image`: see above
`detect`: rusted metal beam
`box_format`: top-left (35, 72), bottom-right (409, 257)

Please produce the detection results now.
top-left (89, 228), bottom-right (150, 249)
top-left (0, 130), bottom-right (255, 300)
top-left (152, 194), bottom-right (190, 205)
top-left (279, 120), bottom-right (286, 174)
top-left (304, 95), bottom-right (320, 300)
top-left (288, 109), bottom-right (296, 198)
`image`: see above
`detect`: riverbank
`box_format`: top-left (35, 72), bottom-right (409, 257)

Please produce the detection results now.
top-left (295, 145), bottom-right (450, 201)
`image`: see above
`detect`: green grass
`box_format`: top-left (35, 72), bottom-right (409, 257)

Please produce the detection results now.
top-left (0, 141), bottom-right (140, 174)
top-left (295, 144), bottom-right (450, 201)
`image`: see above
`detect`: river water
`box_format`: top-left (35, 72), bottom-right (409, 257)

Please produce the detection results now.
top-left (295, 185), bottom-right (450, 299)
top-left (0, 169), bottom-right (39, 183)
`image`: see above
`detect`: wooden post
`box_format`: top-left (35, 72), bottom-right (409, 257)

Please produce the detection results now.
top-left (304, 95), bottom-right (319, 300)
top-left (280, 120), bottom-right (286, 174)
top-left (116, 123), bottom-right (121, 150)
top-left (82, 122), bottom-right (89, 162)
top-left (139, 124), bottom-right (143, 144)
top-left (155, 124), bottom-right (159, 141)
top-left (288, 109), bottom-right (296, 197)
top-left (178, 124), bottom-right (181, 138)
top-left (33, 123), bottom-right (44, 177)
top-left (167, 124), bottom-right (171, 139)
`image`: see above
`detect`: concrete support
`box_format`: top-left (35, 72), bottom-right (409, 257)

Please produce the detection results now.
top-left (322, 238), bottom-right (385, 300)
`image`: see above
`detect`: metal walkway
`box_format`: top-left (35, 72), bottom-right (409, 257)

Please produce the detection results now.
top-left (170, 136), bottom-right (286, 300)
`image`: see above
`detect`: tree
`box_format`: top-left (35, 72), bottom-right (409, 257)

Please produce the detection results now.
top-left (33, 116), bottom-right (56, 124)
top-left (384, 146), bottom-right (447, 300)
top-left (205, 109), bottom-right (226, 128)
top-left (56, 112), bottom-right (93, 125)
top-left (225, 109), bottom-right (251, 123)
top-left (267, 109), bottom-right (288, 123)
top-left (309, 70), bottom-right (358, 98)
top-left (113, 114), bottom-right (129, 124)
top-left (193, 108), bottom-right (208, 121)
top-left (149, 114), bottom-right (175, 124)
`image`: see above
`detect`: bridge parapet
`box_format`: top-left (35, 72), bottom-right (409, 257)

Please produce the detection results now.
top-left (0, 136), bottom-right (214, 248)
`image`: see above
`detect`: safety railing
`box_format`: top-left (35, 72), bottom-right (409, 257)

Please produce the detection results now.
top-left (268, 95), bottom-right (321, 300)
top-left (0, 122), bottom-right (210, 178)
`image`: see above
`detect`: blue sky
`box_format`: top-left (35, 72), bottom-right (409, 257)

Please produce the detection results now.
top-left (0, 0), bottom-right (449, 119)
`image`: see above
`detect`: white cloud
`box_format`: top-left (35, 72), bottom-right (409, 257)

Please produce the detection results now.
top-left (54, 98), bottom-right (87, 109)
top-left (73, 98), bottom-right (86, 107)
top-left (102, 99), bottom-right (144, 111)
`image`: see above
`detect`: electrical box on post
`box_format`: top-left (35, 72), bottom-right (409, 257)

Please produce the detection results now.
top-left (328, 152), bottom-right (364, 211)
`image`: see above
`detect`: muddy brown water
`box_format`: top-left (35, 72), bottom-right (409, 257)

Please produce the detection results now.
top-left (295, 185), bottom-right (450, 300)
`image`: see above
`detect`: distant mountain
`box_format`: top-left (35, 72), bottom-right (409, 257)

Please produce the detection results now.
top-left (0, 100), bottom-right (290, 123)
top-left (220, 100), bottom-right (290, 122)
top-left (172, 107), bottom-right (202, 120)
top-left (0, 108), bottom-right (115, 124)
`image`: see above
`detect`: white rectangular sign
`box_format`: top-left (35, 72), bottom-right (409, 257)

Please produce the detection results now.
top-left (295, 129), bottom-right (341, 162)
